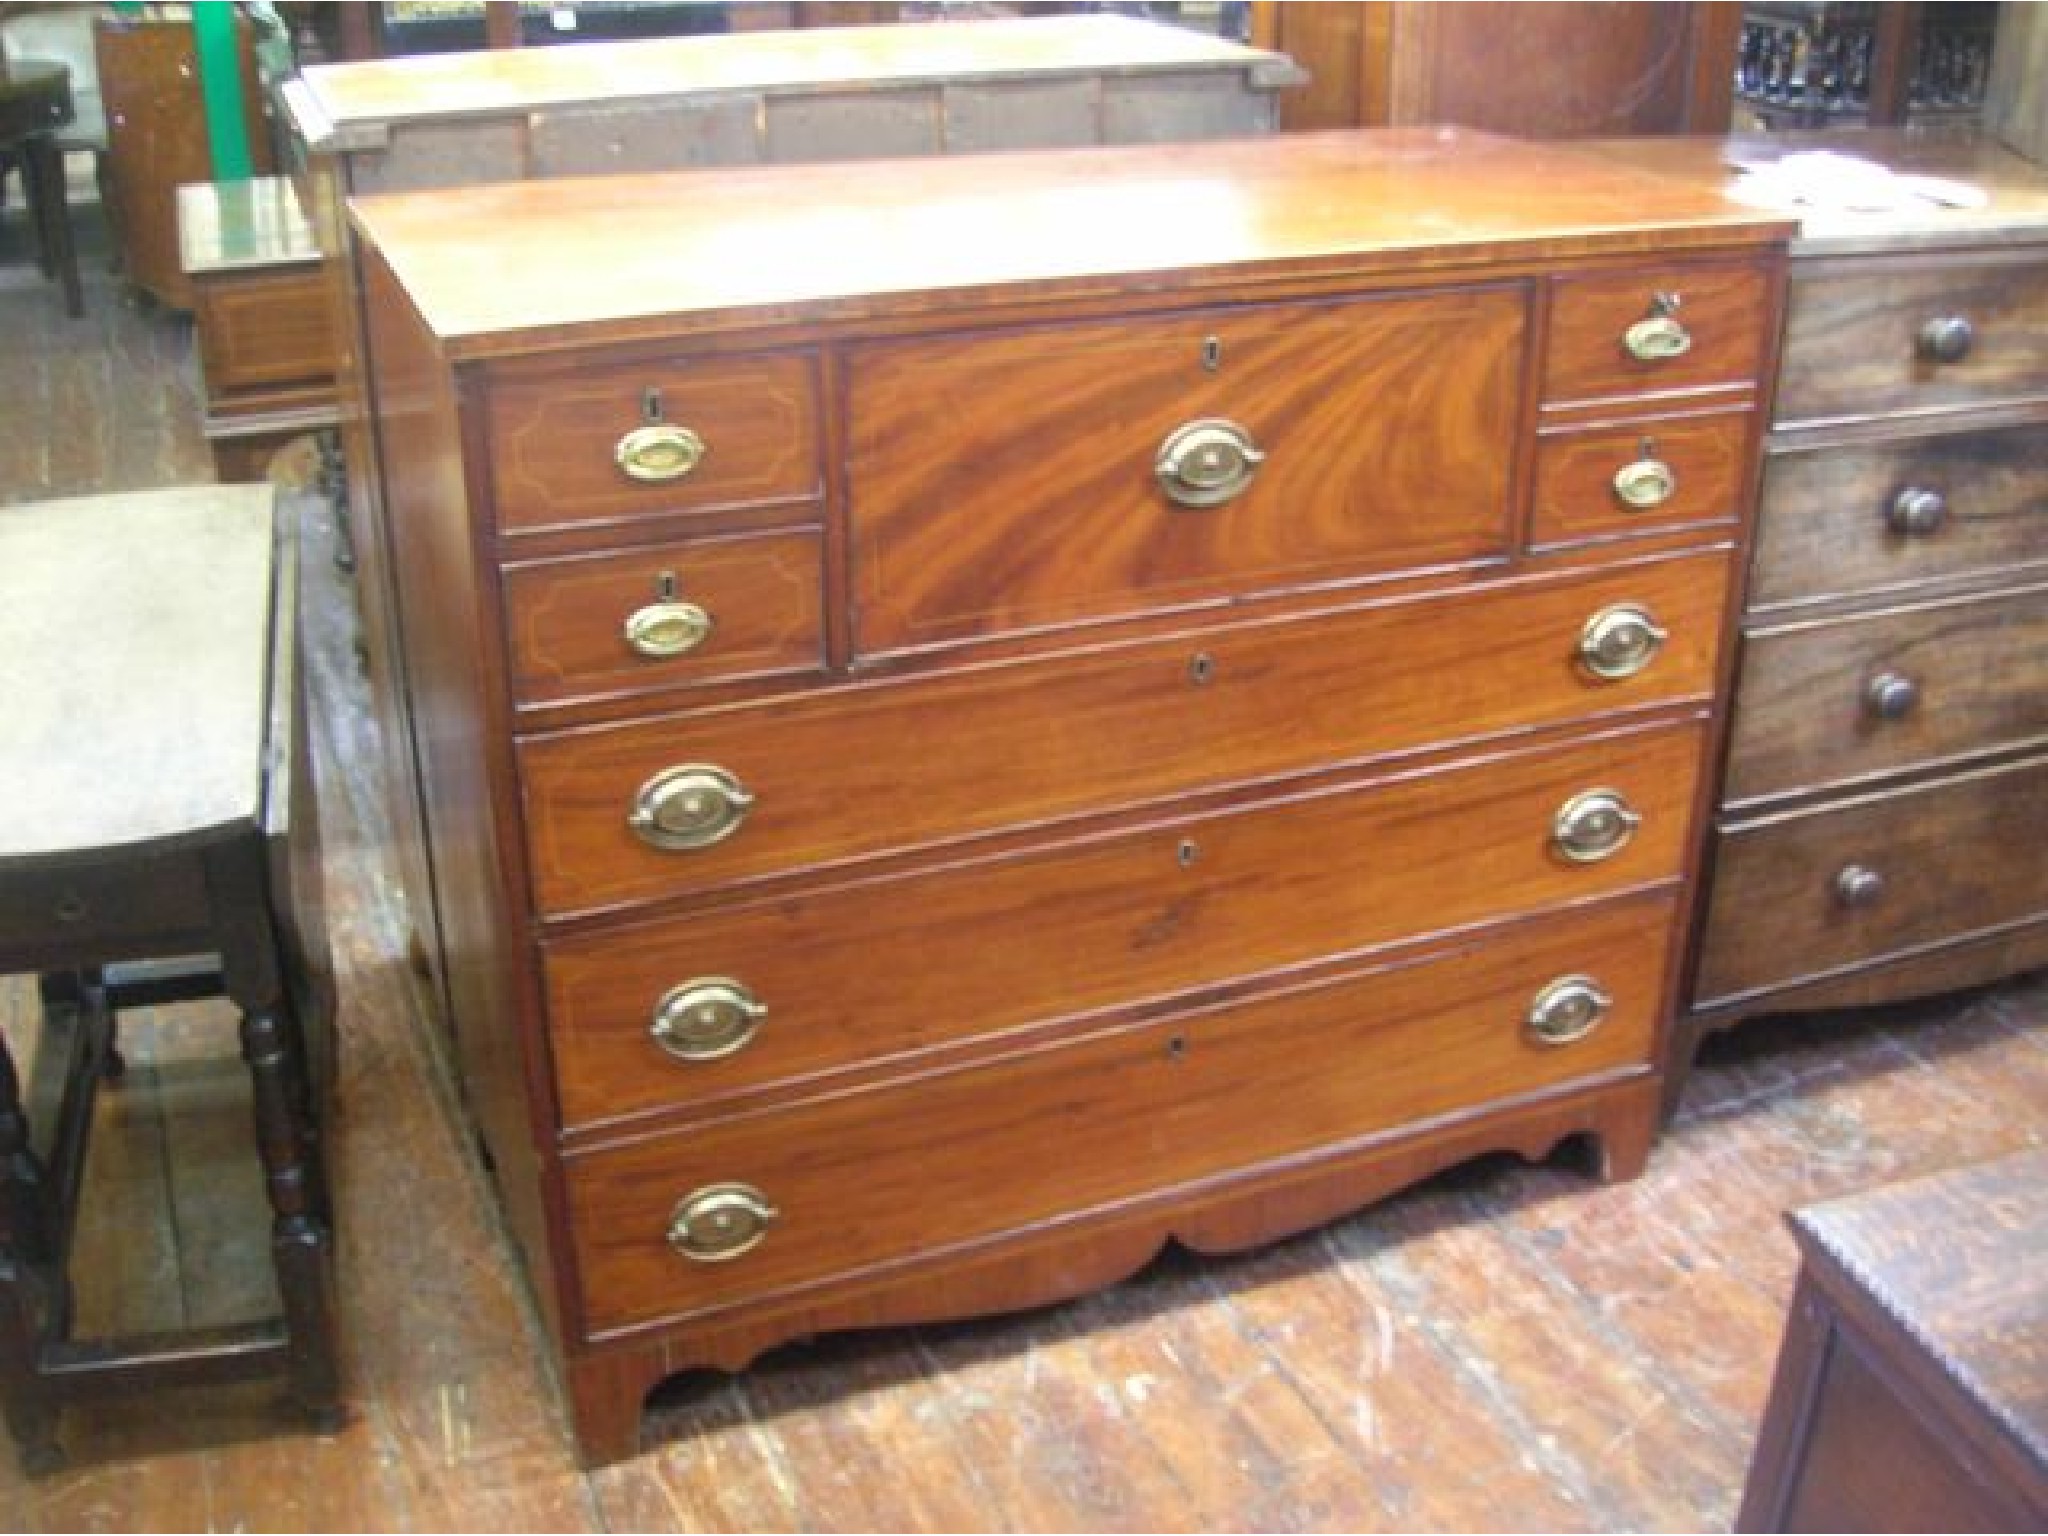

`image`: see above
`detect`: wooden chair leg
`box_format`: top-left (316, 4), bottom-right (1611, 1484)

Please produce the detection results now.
top-left (0, 1034), bottom-right (61, 1474)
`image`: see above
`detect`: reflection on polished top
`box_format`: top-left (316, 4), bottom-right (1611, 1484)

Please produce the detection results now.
top-left (294, 14), bottom-right (1303, 150)
top-left (177, 176), bottom-right (320, 276)
top-left (349, 126), bottom-right (1797, 358)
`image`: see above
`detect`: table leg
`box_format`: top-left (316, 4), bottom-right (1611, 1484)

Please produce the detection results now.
top-left (20, 136), bottom-right (82, 319)
top-left (0, 1031), bottom-right (60, 1473)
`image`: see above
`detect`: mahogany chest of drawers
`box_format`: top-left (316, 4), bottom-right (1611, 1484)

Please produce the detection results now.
top-left (350, 129), bottom-right (1789, 1464)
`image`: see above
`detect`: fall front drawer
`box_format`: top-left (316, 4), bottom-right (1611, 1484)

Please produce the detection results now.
top-left (519, 550), bottom-right (1731, 916)
top-left (563, 890), bottom-right (1676, 1337)
top-left (1694, 751), bottom-right (2048, 1009)
top-left (544, 719), bottom-right (1705, 1129)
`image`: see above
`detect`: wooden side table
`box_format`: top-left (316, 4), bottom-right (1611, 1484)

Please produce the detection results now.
top-left (0, 485), bottom-right (340, 1473)
top-left (1738, 1148), bottom-right (2048, 1531)
top-left (0, 57), bottom-right (81, 317)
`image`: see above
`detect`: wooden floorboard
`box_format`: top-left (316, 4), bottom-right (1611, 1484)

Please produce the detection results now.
top-left (0, 195), bottom-right (2044, 1532)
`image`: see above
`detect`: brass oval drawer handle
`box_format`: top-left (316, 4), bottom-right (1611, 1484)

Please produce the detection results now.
top-left (1888, 487), bottom-right (1948, 537)
top-left (1525, 974), bottom-right (1612, 1047)
top-left (1578, 603), bottom-right (1669, 682)
top-left (1916, 315), bottom-right (1975, 365)
top-left (628, 764), bottom-right (755, 851)
top-left (1622, 314), bottom-right (1692, 364)
top-left (1155, 418), bottom-right (1267, 509)
top-left (667, 1183), bottom-right (778, 1263)
top-left (623, 598), bottom-right (713, 660)
top-left (651, 977), bottom-right (766, 1062)
top-left (1834, 864), bottom-right (1886, 910)
top-left (615, 422), bottom-right (708, 484)
top-left (1612, 456), bottom-right (1677, 511)
top-left (1552, 788), bottom-right (1642, 863)
top-left (1864, 671), bottom-right (1921, 722)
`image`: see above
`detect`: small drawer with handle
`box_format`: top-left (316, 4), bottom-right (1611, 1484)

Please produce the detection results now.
top-left (1544, 262), bottom-right (1775, 406)
top-left (1530, 406), bottom-right (1755, 549)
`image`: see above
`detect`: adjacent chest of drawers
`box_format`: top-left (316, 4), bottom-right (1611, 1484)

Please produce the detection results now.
top-left (350, 130), bottom-right (1788, 1465)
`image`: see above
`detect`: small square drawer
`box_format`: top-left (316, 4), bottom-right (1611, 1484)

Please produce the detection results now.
top-left (499, 528), bottom-right (824, 709)
top-left (485, 351), bottom-right (822, 535)
top-left (1544, 262), bottom-right (1774, 406)
top-left (1530, 406), bottom-right (1755, 550)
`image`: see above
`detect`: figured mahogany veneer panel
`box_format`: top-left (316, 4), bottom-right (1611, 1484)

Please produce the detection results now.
top-left (1723, 583), bottom-right (2048, 806)
top-left (1777, 256), bottom-right (2048, 427)
top-left (1544, 262), bottom-right (1772, 406)
top-left (518, 551), bottom-right (1732, 917)
top-left (500, 529), bottom-right (824, 709)
top-left (1530, 406), bottom-right (1752, 549)
top-left (1695, 752), bottom-right (2048, 1007)
top-left (544, 721), bottom-right (1703, 1130)
top-left (563, 890), bottom-right (1675, 1337)
top-left (847, 287), bottom-right (1524, 651)
top-left (1751, 425), bottom-right (2048, 611)
top-left (486, 351), bottom-right (821, 534)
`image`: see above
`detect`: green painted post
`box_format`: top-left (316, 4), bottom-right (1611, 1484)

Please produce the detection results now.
top-left (191, 2), bottom-right (251, 181)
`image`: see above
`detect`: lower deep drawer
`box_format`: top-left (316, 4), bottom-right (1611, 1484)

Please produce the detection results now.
top-left (563, 891), bottom-right (1675, 1339)
top-left (1694, 752), bottom-right (2048, 1008)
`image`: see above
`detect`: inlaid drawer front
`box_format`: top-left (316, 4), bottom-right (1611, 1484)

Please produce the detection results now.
top-left (195, 268), bottom-right (334, 392)
top-left (1530, 407), bottom-right (1753, 549)
top-left (1776, 256), bottom-right (2048, 426)
top-left (500, 529), bottom-right (824, 708)
top-left (1724, 584), bottom-right (2048, 806)
top-left (1543, 262), bottom-right (1773, 406)
top-left (1694, 752), bottom-right (2048, 1008)
top-left (518, 553), bottom-right (1731, 917)
top-left (563, 891), bottom-right (1675, 1335)
top-left (1751, 426), bottom-right (2048, 611)
top-left (544, 722), bottom-right (1704, 1129)
top-left (486, 352), bottom-right (821, 534)
top-left (847, 286), bottom-right (1524, 653)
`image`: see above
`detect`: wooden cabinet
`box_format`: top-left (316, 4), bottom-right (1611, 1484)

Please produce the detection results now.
top-left (349, 129), bottom-right (1788, 1465)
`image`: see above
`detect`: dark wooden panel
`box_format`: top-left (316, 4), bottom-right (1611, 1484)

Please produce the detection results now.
top-left (1544, 261), bottom-right (1772, 405)
top-left (1530, 406), bottom-right (1752, 549)
top-left (517, 553), bottom-right (1731, 918)
top-left (192, 269), bottom-right (335, 395)
top-left (847, 287), bottom-right (1525, 652)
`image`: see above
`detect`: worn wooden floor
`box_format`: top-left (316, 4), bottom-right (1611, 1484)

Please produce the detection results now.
top-left (1, 196), bottom-right (2045, 1533)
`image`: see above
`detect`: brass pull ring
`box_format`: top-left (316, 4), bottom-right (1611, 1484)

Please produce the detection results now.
top-left (1526, 975), bottom-right (1612, 1047)
top-left (667, 1183), bottom-right (779, 1263)
top-left (628, 764), bottom-right (755, 851)
top-left (616, 422), bottom-right (708, 484)
top-left (1155, 418), bottom-right (1267, 509)
top-left (1612, 456), bottom-right (1677, 510)
top-left (1552, 788), bottom-right (1642, 863)
top-left (1578, 604), bottom-right (1668, 682)
top-left (624, 599), bottom-right (713, 660)
top-left (1622, 314), bottom-right (1692, 363)
top-left (651, 978), bottom-right (767, 1062)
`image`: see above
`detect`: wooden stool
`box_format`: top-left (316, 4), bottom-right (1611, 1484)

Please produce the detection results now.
top-left (0, 485), bottom-right (340, 1472)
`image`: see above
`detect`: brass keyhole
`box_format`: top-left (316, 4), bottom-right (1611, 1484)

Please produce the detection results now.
top-left (1201, 335), bottom-right (1222, 372)
top-left (642, 386), bottom-right (663, 424)
top-left (1177, 839), bottom-right (1200, 869)
top-left (1167, 1033), bottom-right (1189, 1061)
top-left (1189, 652), bottom-right (1215, 686)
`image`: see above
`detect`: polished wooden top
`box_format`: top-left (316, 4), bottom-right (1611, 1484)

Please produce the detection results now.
top-left (293, 14), bottom-right (1302, 152)
top-left (351, 127), bottom-right (1794, 360)
top-left (1581, 128), bottom-right (2048, 255)
top-left (0, 486), bottom-right (275, 863)
top-left (177, 174), bottom-right (320, 276)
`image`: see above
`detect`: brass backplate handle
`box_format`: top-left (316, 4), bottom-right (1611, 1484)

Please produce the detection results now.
top-left (667, 1183), bottom-right (779, 1263)
top-left (651, 977), bottom-right (767, 1062)
top-left (624, 599), bottom-right (713, 660)
top-left (616, 422), bottom-right (708, 484)
top-left (1612, 456), bottom-right (1677, 510)
top-left (1155, 418), bottom-right (1267, 508)
top-left (1578, 603), bottom-right (1669, 681)
top-left (1525, 974), bottom-right (1612, 1047)
top-left (628, 763), bottom-right (755, 851)
top-left (1552, 788), bottom-right (1642, 863)
top-left (1622, 314), bottom-right (1693, 363)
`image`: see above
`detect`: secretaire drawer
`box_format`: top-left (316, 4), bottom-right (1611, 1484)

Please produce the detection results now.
top-left (847, 285), bottom-right (1524, 653)
top-left (518, 552), bottom-right (1732, 917)
top-left (500, 529), bottom-right (825, 709)
top-left (1775, 255), bottom-right (2048, 426)
top-left (1723, 583), bottom-right (2048, 806)
top-left (1750, 424), bottom-right (2048, 611)
top-left (1544, 262), bottom-right (1774, 406)
top-left (543, 723), bottom-right (1704, 1129)
top-left (1530, 406), bottom-right (1754, 549)
top-left (486, 351), bottom-right (822, 534)
top-left (563, 891), bottom-right (1674, 1337)
top-left (1694, 753), bottom-right (2048, 1008)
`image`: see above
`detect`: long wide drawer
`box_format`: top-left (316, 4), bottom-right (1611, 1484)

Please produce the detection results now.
top-left (847, 285), bottom-right (1525, 653)
top-left (1694, 752), bottom-right (2048, 1008)
top-left (1751, 424), bottom-right (2048, 612)
top-left (563, 890), bottom-right (1676, 1338)
top-left (519, 551), bottom-right (1731, 917)
top-left (543, 720), bottom-right (1705, 1130)
top-left (1724, 583), bottom-right (2048, 806)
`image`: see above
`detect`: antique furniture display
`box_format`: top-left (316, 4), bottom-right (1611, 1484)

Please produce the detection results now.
top-left (348, 127), bottom-right (1790, 1464)
top-left (1733, 3), bottom-right (2000, 131)
top-left (1583, 132), bottom-right (2048, 1108)
top-left (1737, 1148), bottom-right (2048, 1531)
top-left (177, 176), bottom-right (338, 481)
top-left (0, 57), bottom-right (80, 317)
top-left (0, 486), bottom-right (339, 1473)
top-left (280, 13), bottom-right (1303, 1077)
